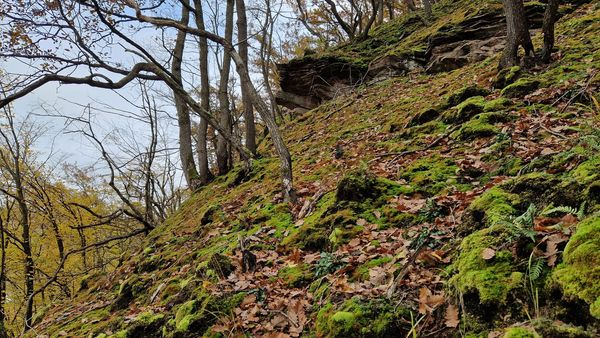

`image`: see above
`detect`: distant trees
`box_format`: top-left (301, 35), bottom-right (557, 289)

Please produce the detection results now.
top-left (500, 0), bottom-right (560, 68)
top-left (0, 0), bottom-right (296, 201)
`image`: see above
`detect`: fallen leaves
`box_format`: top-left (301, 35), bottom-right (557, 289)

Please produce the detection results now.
top-left (418, 287), bottom-right (445, 314)
top-left (481, 248), bottom-right (496, 260)
top-left (444, 304), bottom-right (460, 328)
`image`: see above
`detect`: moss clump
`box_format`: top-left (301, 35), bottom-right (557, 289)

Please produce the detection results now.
top-left (553, 216), bottom-right (600, 319)
top-left (453, 116), bottom-right (499, 141)
top-left (126, 311), bottom-right (165, 338)
top-left (493, 66), bottom-right (522, 89)
top-left (444, 85), bottom-right (491, 108)
top-left (483, 98), bottom-right (513, 112)
top-left (462, 187), bottom-right (522, 230)
top-left (501, 78), bottom-right (540, 98)
top-left (112, 276), bottom-right (147, 310)
top-left (502, 327), bottom-right (539, 338)
top-left (315, 297), bottom-right (409, 337)
top-left (406, 107), bottom-right (441, 127)
top-left (278, 264), bottom-right (315, 287)
top-left (400, 155), bottom-right (458, 196)
top-left (173, 290), bottom-right (246, 334)
top-left (443, 96), bottom-right (487, 124)
top-left (195, 253), bottom-right (233, 279)
top-left (200, 204), bottom-right (223, 226)
top-left (336, 170), bottom-right (378, 202)
top-left (571, 156), bottom-right (600, 185)
top-left (501, 172), bottom-right (562, 205)
top-left (531, 318), bottom-right (593, 338)
top-left (449, 224), bottom-right (524, 306)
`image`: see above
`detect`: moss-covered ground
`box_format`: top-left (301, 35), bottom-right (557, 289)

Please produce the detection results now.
top-left (26, 1), bottom-right (600, 337)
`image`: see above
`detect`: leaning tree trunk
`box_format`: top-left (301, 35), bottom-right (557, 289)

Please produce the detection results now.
top-left (0, 215), bottom-right (6, 338)
top-left (500, 0), bottom-right (535, 68)
top-left (216, 0), bottom-right (235, 175)
top-left (541, 0), bottom-right (560, 63)
top-left (171, 0), bottom-right (200, 189)
top-left (236, 0), bottom-right (257, 156)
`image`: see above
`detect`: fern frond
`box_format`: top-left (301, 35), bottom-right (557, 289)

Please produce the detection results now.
top-left (541, 205), bottom-right (578, 217)
top-left (529, 258), bottom-right (545, 282)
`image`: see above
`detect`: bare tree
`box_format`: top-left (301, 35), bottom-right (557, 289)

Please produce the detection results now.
top-left (216, 0), bottom-right (235, 175)
top-left (0, 0), bottom-right (296, 201)
top-left (237, 0), bottom-right (257, 155)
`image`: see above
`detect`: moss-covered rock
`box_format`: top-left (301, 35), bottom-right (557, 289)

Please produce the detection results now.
top-left (336, 170), bottom-right (378, 202)
top-left (443, 96), bottom-right (487, 124)
top-left (501, 78), bottom-right (540, 98)
top-left (449, 224), bottom-right (524, 307)
top-left (493, 66), bottom-right (522, 89)
top-left (400, 155), bottom-right (458, 196)
top-left (126, 311), bottom-right (165, 338)
top-left (553, 216), bottom-right (600, 319)
top-left (315, 297), bottom-right (409, 337)
top-left (112, 276), bottom-right (147, 310)
top-left (483, 97), bottom-right (513, 112)
top-left (502, 327), bottom-right (539, 338)
top-left (531, 318), bottom-right (593, 338)
top-left (460, 187), bottom-right (522, 233)
top-left (453, 116), bottom-right (499, 140)
top-left (196, 253), bottom-right (234, 279)
top-left (407, 106), bottom-right (441, 127)
top-left (444, 85), bottom-right (491, 109)
top-left (278, 263), bottom-right (315, 287)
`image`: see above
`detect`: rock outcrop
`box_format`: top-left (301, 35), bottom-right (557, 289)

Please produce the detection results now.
top-left (276, 3), bottom-right (550, 111)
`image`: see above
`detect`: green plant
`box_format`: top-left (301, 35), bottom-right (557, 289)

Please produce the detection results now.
top-left (541, 201), bottom-right (586, 219)
top-left (497, 204), bottom-right (537, 242)
top-left (315, 252), bottom-right (342, 278)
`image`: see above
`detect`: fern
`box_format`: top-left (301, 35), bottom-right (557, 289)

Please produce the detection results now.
top-left (528, 257), bottom-right (545, 282)
top-left (497, 204), bottom-right (537, 242)
top-left (541, 201), bottom-right (586, 219)
top-left (541, 205), bottom-right (578, 217)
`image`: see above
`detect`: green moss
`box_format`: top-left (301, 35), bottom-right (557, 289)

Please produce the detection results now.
top-left (449, 224), bottom-right (524, 305)
top-left (493, 66), bottom-right (521, 89)
top-left (336, 170), bottom-right (378, 202)
top-left (126, 311), bottom-right (165, 338)
top-left (453, 118), bottom-right (499, 141)
top-left (112, 276), bottom-right (147, 310)
top-left (352, 256), bottom-right (392, 281)
top-left (173, 290), bottom-right (246, 334)
top-left (464, 187), bottom-right (521, 228)
top-left (401, 155), bottom-right (458, 195)
top-left (483, 98), bottom-right (513, 112)
top-left (501, 78), bottom-right (540, 98)
top-left (502, 327), bottom-right (539, 338)
top-left (444, 85), bottom-right (490, 108)
top-left (531, 318), bottom-right (593, 338)
top-left (443, 96), bottom-right (487, 124)
top-left (278, 264), bottom-right (315, 287)
top-left (553, 216), bottom-right (600, 319)
top-left (315, 297), bottom-right (409, 337)
top-left (571, 156), bottom-right (600, 185)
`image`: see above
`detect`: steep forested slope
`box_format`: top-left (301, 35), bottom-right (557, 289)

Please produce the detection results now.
top-left (29, 1), bottom-right (600, 337)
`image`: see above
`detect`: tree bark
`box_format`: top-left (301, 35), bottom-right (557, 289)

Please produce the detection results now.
top-left (500, 0), bottom-right (535, 68)
top-left (216, 0), bottom-right (235, 176)
top-left (423, 0), bottom-right (433, 18)
top-left (404, 0), bottom-right (417, 12)
top-left (192, 0), bottom-right (213, 185)
top-left (236, 0), bottom-right (256, 156)
top-left (171, 0), bottom-right (200, 189)
top-left (541, 0), bottom-right (560, 63)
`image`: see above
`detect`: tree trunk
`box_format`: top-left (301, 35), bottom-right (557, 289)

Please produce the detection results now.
top-left (377, 0), bottom-right (384, 24)
top-left (404, 0), bottom-right (417, 12)
top-left (236, 0), bottom-right (257, 155)
top-left (423, 0), bottom-right (433, 18)
top-left (17, 177), bottom-right (34, 331)
top-left (500, 0), bottom-right (535, 68)
top-left (541, 0), bottom-right (559, 63)
top-left (216, 0), bottom-right (235, 176)
top-left (192, 0), bottom-right (213, 185)
top-left (171, 0), bottom-right (200, 189)
top-left (0, 215), bottom-right (6, 338)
